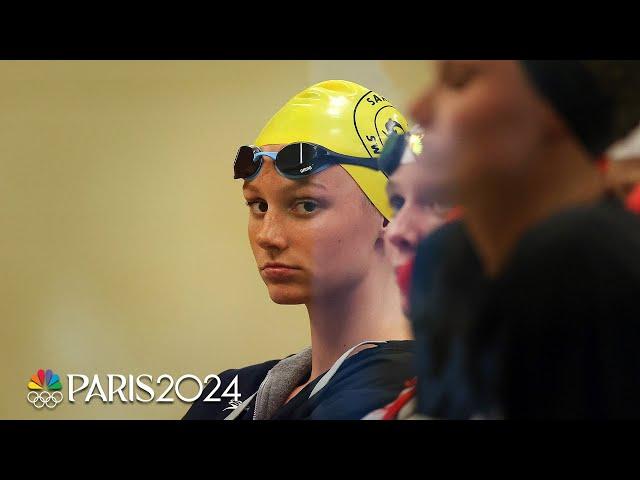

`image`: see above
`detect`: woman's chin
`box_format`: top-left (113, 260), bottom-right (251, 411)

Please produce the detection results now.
top-left (266, 285), bottom-right (309, 305)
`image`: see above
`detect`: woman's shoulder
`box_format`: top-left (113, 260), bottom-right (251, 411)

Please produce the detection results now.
top-left (304, 341), bottom-right (416, 420)
top-left (339, 340), bottom-right (415, 379)
top-left (181, 357), bottom-right (282, 420)
top-left (217, 358), bottom-right (283, 382)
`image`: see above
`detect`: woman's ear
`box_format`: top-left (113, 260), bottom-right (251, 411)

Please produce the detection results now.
top-left (379, 217), bottom-right (390, 239)
top-left (375, 217), bottom-right (390, 252)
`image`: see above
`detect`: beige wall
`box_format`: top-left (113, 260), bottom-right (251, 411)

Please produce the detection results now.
top-left (0, 60), bottom-right (433, 419)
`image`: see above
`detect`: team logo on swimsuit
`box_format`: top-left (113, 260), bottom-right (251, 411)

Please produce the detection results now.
top-left (354, 91), bottom-right (407, 157)
top-left (27, 368), bottom-right (63, 409)
top-left (223, 399), bottom-right (243, 411)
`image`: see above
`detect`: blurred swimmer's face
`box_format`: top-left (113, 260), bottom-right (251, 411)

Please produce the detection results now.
top-left (243, 144), bottom-right (384, 305)
top-left (410, 60), bottom-right (558, 200)
top-left (385, 161), bottom-right (451, 313)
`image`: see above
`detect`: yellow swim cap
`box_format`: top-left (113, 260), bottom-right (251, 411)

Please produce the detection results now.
top-left (255, 80), bottom-right (409, 220)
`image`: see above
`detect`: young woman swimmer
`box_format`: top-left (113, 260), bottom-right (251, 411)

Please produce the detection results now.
top-left (184, 80), bottom-right (416, 420)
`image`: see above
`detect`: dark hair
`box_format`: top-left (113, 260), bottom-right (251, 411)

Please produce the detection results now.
top-left (521, 60), bottom-right (640, 156)
top-left (582, 60), bottom-right (640, 150)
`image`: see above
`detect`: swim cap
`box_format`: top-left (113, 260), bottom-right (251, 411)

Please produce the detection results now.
top-left (378, 126), bottom-right (425, 177)
top-left (255, 80), bottom-right (409, 220)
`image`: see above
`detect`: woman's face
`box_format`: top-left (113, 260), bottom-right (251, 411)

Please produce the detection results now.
top-left (409, 60), bottom-right (556, 200)
top-left (384, 161), bottom-right (451, 313)
top-left (243, 145), bottom-right (384, 305)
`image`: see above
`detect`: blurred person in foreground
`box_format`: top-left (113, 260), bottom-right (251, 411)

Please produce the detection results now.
top-left (409, 60), bottom-right (640, 419)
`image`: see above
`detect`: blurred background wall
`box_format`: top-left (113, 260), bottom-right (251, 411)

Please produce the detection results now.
top-left (0, 60), bottom-right (434, 419)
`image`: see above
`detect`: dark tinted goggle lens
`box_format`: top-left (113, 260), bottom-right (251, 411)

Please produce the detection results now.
top-left (234, 146), bottom-right (260, 179)
top-left (276, 143), bottom-right (319, 177)
top-left (378, 133), bottom-right (407, 177)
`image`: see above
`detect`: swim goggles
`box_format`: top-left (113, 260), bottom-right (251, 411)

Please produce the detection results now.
top-left (234, 142), bottom-right (381, 180)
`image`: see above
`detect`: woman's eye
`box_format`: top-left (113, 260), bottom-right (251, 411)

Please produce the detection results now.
top-left (293, 200), bottom-right (319, 214)
top-left (443, 65), bottom-right (478, 89)
top-left (389, 195), bottom-right (405, 212)
top-left (247, 200), bottom-right (268, 214)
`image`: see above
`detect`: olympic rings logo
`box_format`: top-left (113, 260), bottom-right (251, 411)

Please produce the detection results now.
top-left (27, 390), bottom-right (63, 409)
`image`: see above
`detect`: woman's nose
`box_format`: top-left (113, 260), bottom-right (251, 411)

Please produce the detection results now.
top-left (255, 212), bottom-right (288, 252)
top-left (387, 209), bottom-right (419, 255)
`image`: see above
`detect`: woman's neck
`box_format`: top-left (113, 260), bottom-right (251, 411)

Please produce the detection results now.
top-left (305, 263), bottom-right (411, 381)
top-left (464, 142), bottom-right (605, 277)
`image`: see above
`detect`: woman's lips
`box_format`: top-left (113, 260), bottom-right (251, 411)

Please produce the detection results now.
top-left (395, 259), bottom-right (415, 299)
top-left (260, 263), bottom-right (301, 281)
